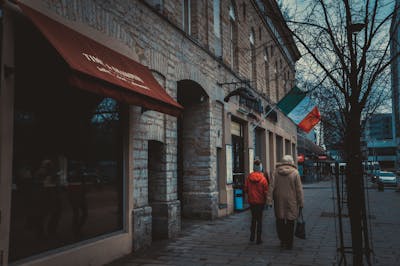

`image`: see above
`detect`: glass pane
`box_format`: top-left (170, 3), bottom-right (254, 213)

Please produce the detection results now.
top-left (213, 0), bottom-right (221, 38)
top-left (10, 22), bottom-right (123, 261)
top-left (381, 172), bottom-right (395, 177)
top-left (145, 0), bottom-right (163, 11)
top-left (231, 121), bottom-right (242, 136)
top-left (249, 31), bottom-right (254, 45)
top-left (10, 93), bottom-right (124, 262)
top-left (229, 4), bottom-right (235, 20)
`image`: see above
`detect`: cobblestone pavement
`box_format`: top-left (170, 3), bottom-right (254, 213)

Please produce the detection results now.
top-left (109, 180), bottom-right (400, 266)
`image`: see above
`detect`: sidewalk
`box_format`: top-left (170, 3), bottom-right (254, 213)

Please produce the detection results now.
top-left (108, 180), bottom-right (400, 266)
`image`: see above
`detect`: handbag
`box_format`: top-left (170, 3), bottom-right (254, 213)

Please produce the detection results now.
top-left (295, 208), bottom-right (306, 239)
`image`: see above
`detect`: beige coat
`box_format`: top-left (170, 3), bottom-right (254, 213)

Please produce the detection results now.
top-left (271, 163), bottom-right (304, 220)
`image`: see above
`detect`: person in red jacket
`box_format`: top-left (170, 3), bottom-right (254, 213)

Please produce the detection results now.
top-left (244, 159), bottom-right (269, 244)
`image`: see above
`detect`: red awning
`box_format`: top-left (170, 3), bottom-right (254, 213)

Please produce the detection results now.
top-left (18, 3), bottom-right (183, 117)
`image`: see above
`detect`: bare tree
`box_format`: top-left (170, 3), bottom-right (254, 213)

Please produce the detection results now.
top-left (311, 75), bottom-right (390, 161)
top-left (276, 0), bottom-right (399, 264)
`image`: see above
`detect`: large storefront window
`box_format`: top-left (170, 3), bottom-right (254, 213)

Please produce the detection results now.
top-left (9, 18), bottom-right (124, 262)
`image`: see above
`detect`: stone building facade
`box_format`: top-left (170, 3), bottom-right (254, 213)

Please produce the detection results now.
top-left (0, 0), bottom-right (299, 265)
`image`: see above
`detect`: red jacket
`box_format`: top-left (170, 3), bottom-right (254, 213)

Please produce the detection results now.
top-left (244, 171), bottom-right (269, 205)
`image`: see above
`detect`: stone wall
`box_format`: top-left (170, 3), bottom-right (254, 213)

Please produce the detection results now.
top-left (181, 100), bottom-right (218, 219)
top-left (132, 206), bottom-right (152, 251)
top-left (34, 0), bottom-right (298, 253)
top-left (40, 0), bottom-right (295, 102)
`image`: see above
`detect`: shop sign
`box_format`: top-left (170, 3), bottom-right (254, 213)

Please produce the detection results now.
top-left (249, 148), bottom-right (254, 173)
top-left (226, 144), bottom-right (233, 184)
top-left (239, 96), bottom-right (263, 113)
top-left (82, 53), bottom-right (150, 90)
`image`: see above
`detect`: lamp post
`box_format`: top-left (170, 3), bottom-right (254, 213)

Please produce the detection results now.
top-left (345, 21), bottom-right (371, 266)
top-left (348, 22), bottom-right (365, 62)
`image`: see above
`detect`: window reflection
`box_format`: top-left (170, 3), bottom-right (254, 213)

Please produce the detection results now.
top-left (10, 16), bottom-right (124, 263)
top-left (91, 98), bottom-right (120, 124)
top-left (11, 95), bottom-right (123, 262)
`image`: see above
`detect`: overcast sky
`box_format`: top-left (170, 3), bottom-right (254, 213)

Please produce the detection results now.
top-left (280, 0), bottom-right (395, 114)
top-left (280, 0), bottom-right (396, 19)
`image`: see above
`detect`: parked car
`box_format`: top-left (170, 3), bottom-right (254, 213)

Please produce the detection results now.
top-left (377, 171), bottom-right (397, 186)
top-left (396, 171), bottom-right (400, 191)
top-left (363, 161), bottom-right (380, 183)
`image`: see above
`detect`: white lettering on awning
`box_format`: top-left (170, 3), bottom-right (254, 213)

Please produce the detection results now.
top-left (82, 52), bottom-right (150, 90)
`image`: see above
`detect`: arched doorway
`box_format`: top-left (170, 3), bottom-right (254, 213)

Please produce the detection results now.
top-left (177, 80), bottom-right (216, 219)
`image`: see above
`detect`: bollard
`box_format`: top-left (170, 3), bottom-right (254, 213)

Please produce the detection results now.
top-left (377, 181), bottom-right (384, 191)
top-left (234, 188), bottom-right (244, 210)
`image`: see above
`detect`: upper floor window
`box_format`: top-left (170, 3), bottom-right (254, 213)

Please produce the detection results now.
top-left (283, 71), bottom-right (288, 93)
top-left (229, 2), bottom-right (236, 20)
top-left (264, 47), bottom-right (269, 62)
top-left (264, 48), bottom-right (270, 96)
top-left (213, 0), bottom-right (222, 57)
top-left (145, 0), bottom-right (163, 12)
top-left (250, 30), bottom-right (255, 45)
top-left (250, 28), bottom-right (257, 87)
top-left (242, 2), bottom-right (246, 21)
top-left (229, 1), bottom-right (238, 70)
top-left (255, 0), bottom-right (266, 13)
top-left (183, 0), bottom-right (191, 35)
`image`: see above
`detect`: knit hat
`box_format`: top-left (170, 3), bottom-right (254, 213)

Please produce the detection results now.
top-left (253, 159), bottom-right (263, 172)
top-left (281, 155), bottom-right (294, 164)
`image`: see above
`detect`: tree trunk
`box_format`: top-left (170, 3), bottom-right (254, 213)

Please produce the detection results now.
top-left (344, 105), bottom-right (364, 266)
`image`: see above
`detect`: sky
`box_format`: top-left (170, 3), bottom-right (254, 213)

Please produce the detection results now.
top-left (279, 0), bottom-right (396, 114)
top-left (280, 0), bottom-right (396, 19)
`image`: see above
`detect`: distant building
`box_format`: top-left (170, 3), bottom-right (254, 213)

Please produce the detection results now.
top-left (321, 111), bottom-right (345, 162)
top-left (390, 0), bottom-right (400, 169)
top-left (365, 114), bottom-right (397, 170)
top-left (297, 129), bottom-right (327, 182)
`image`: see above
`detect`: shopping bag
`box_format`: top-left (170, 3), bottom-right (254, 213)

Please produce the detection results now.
top-left (295, 209), bottom-right (306, 239)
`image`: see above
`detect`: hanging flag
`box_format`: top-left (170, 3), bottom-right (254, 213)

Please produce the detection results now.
top-left (277, 87), bottom-right (321, 133)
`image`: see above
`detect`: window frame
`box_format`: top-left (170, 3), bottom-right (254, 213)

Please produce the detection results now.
top-left (229, 1), bottom-right (238, 71)
top-left (250, 28), bottom-right (257, 87)
top-left (213, 0), bottom-right (222, 57)
top-left (182, 0), bottom-right (191, 35)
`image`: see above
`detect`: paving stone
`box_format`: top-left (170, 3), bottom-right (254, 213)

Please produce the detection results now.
top-left (108, 181), bottom-right (400, 266)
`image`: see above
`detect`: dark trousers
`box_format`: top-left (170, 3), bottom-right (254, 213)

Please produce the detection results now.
top-left (250, 204), bottom-right (264, 241)
top-left (276, 219), bottom-right (295, 247)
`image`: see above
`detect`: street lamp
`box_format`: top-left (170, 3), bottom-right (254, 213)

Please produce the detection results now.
top-left (348, 23), bottom-right (366, 33)
top-left (348, 22), bottom-right (366, 58)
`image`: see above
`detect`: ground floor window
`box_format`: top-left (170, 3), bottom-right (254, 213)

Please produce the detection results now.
top-left (9, 18), bottom-right (124, 262)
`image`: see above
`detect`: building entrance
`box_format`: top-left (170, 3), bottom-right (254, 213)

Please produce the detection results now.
top-left (231, 120), bottom-right (245, 210)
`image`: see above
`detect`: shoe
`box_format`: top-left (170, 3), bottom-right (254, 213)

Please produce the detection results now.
top-left (250, 235), bottom-right (255, 242)
top-left (280, 241), bottom-right (286, 249)
top-left (256, 239), bottom-right (263, 245)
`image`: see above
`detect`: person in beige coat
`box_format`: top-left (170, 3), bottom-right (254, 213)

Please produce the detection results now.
top-left (271, 155), bottom-right (304, 249)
